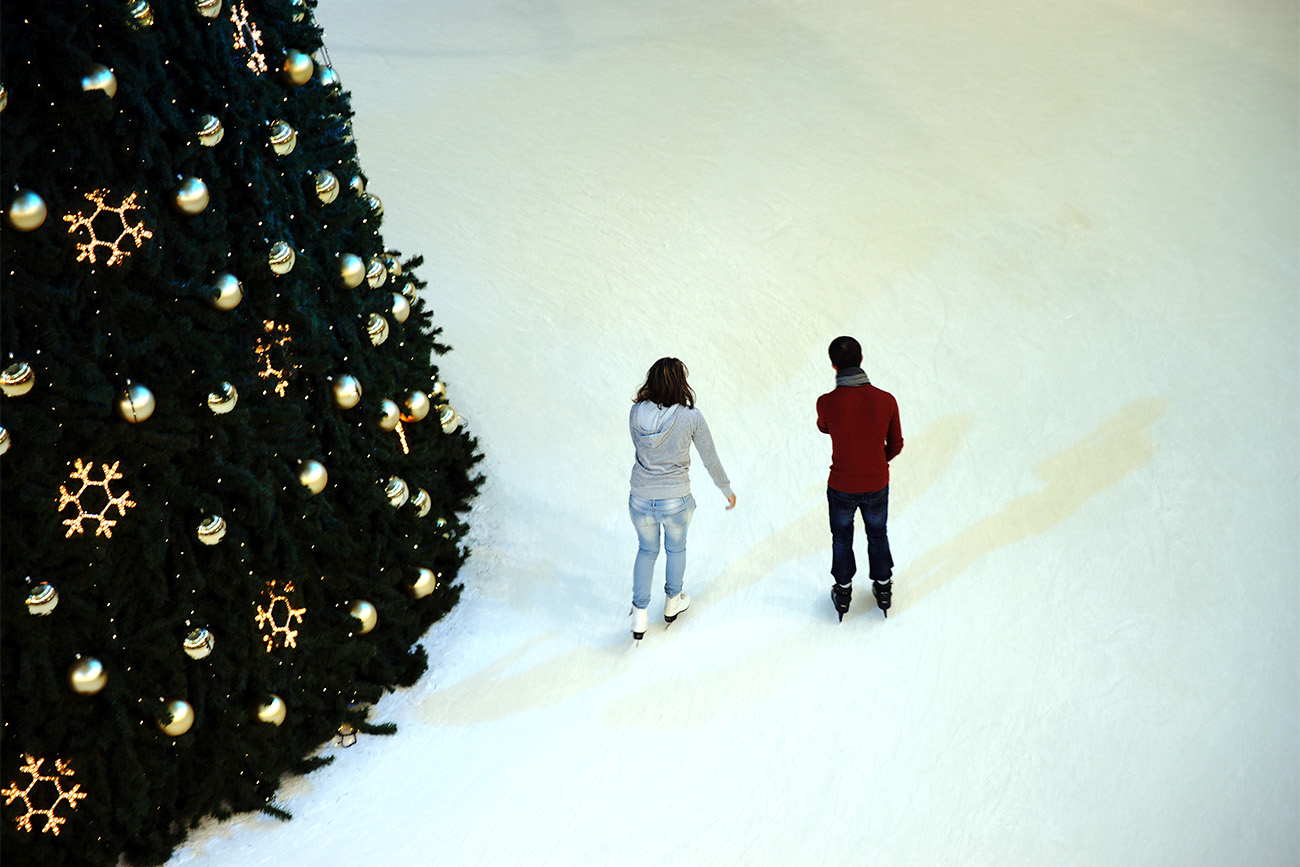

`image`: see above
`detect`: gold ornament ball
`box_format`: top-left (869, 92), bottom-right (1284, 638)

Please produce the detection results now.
top-left (173, 177), bottom-right (210, 215)
top-left (366, 257), bottom-right (388, 289)
top-left (378, 399), bottom-right (401, 432)
top-left (290, 0), bottom-right (307, 22)
top-left (338, 253), bottom-right (365, 289)
top-left (385, 475), bottom-right (410, 509)
top-left (269, 119), bottom-right (297, 156)
top-left (0, 426), bottom-right (9, 456)
top-left (69, 657), bottom-right (107, 695)
top-left (158, 699), bottom-right (195, 736)
top-left (430, 379), bottom-right (447, 400)
top-left (400, 280), bottom-right (417, 301)
top-left (208, 381), bottom-right (239, 414)
top-left (401, 390), bottom-right (430, 423)
top-left (348, 600), bottom-right (377, 634)
top-left (183, 627), bottom-right (215, 659)
top-left (209, 272), bottom-right (243, 310)
top-left (196, 0), bottom-right (222, 19)
top-left (411, 488), bottom-right (432, 518)
top-left (0, 83), bottom-right (7, 113)
top-left (438, 404), bottom-right (462, 434)
top-left (383, 252), bottom-right (403, 277)
top-left (281, 49), bottom-right (314, 87)
top-left (5, 189), bottom-right (47, 231)
top-left (197, 114), bottom-right (224, 147)
top-left (129, 0), bottom-right (155, 27)
top-left (350, 174), bottom-right (366, 194)
top-left (81, 63), bottom-right (118, 99)
top-left (317, 65), bottom-right (340, 89)
top-left (315, 170), bottom-right (339, 204)
top-left (364, 193), bottom-right (384, 218)
top-left (367, 313), bottom-right (390, 346)
top-left (255, 695), bottom-right (287, 726)
top-left (298, 459), bottom-right (328, 495)
top-left (26, 582), bottom-right (59, 615)
top-left (1, 362), bottom-right (35, 397)
top-left (391, 293), bottom-right (411, 324)
top-left (196, 515), bottom-right (227, 546)
top-left (116, 382), bottom-right (156, 423)
top-left (330, 374), bottom-right (363, 409)
top-left (269, 241), bottom-right (296, 275)
top-left (408, 567), bottom-right (438, 599)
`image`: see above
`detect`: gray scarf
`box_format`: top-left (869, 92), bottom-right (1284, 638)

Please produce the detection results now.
top-left (835, 366), bottom-right (871, 388)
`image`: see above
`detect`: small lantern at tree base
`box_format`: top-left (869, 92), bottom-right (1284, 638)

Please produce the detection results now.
top-left (157, 700), bottom-right (195, 736)
top-left (68, 657), bottom-right (107, 695)
top-left (335, 722), bottom-right (357, 748)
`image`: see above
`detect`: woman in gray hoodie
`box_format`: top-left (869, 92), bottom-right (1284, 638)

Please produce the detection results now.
top-left (627, 357), bottom-right (736, 640)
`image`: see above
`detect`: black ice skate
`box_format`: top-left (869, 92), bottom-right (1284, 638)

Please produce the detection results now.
top-left (831, 582), bottom-right (852, 622)
top-left (872, 579), bottom-right (892, 618)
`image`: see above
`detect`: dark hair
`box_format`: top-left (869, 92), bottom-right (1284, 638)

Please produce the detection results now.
top-left (828, 335), bottom-right (862, 369)
top-left (634, 357), bottom-right (696, 408)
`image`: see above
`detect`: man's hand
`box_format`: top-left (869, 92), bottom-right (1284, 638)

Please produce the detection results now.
top-left (726, 493), bottom-right (737, 510)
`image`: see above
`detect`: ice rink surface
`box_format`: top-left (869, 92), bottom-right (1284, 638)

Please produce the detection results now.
top-left (170, 1), bottom-right (1298, 864)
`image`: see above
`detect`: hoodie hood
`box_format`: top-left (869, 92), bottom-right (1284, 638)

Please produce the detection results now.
top-left (632, 401), bottom-right (683, 449)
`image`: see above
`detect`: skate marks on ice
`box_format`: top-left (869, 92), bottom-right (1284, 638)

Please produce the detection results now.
top-left (895, 397), bottom-right (1167, 613)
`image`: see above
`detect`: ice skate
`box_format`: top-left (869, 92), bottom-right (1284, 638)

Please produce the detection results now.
top-left (630, 606), bottom-right (648, 641)
top-left (664, 592), bottom-right (691, 624)
top-left (831, 582), bottom-right (852, 622)
top-left (872, 579), bottom-right (891, 618)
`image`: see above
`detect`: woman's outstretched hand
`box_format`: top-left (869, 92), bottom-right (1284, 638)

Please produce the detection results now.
top-left (726, 493), bottom-right (737, 510)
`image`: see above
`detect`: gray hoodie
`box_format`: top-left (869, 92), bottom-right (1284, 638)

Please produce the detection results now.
top-left (628, 401), bottom-right (733, 501)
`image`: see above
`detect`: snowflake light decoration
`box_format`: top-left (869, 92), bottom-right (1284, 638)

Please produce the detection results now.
top-left (62, 190), bottom-right (153, 266)
top-left (2, 755), bottom-right (87, 836)
top-left (255, 579), bottom-right (305, 652)
top-left (56, 458), bottom-right (137, 538)
top-left (230, 1), bottom-right (267, 74)
top-left (254, 320), bottom-right (296, 397)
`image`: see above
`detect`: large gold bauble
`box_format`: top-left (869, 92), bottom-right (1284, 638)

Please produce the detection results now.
top-left (128, 0), bottom-right (155, 28)
top-left (26, 582), bottom-right (59, 615)
top-left (438, 404), bottom-right (462, 434)
top-left (197, 114), bottom-right (224, 146)
top-left (173, 177), bottom-right (210, 215)
top-left (401, 390), bottom-right (430, 423)
top-left (1, 362), bottom-right (35, 397)
top-left (69, 657), bottom-right (107, 695)
top-left (377, 399), bottom-right (401, 431)
top-left (407, 568), bottom-right (438, 599)
top-left (411, 488), bottom-right (432, 518)
top-left (367, 313), bottom-right (389, 346)
top-left (183, 627), bottom-right (215, 659)
top-left (384, 475), bottom-right (410, 508)
top-left (158, 700), bottom-right (195, 736)
top-left (5, 189), bottom-right (47, 231)
top-left (209, 272), bottom-right (243, 310)
top-left (81, 64), bottom-right (117, 99)
top-left (269, 241), bottom-right (296, 275)
top-left (269, 119), bottom-right (297, 156)
top-left (116, 382), bottom-right (156, 423)
top-left (330, 374), bottom-right (362, 409)
top-left (207, 381), bottom-right (238, 414)
top-left (0, 426), bottom-right (9, 456)
top-left (348, 600), bottom-right (377, 634)
top-left (365, 257), bottom-right (387, 289)
top-left (338, 253), bottom-right (365, 289)
top-left (390, 293), bottom-right (411, 324)
top-left (298, 459), bottom-right (328, 495)
top-left (315, 170), bottom-right (339, 204)
top-left (281, 50), bottom-right (314, 87)
top-left (195, 0), bottom-right (221, 19)
top-left (255, 695), bottom-right (287, 726)
top-left (196, 515), bottom-right (226, 546)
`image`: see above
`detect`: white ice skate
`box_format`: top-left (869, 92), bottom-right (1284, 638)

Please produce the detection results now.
top-left (631, 606), bottom-right (649, 641)
top-left (664, 592), bottom-right (691, 624)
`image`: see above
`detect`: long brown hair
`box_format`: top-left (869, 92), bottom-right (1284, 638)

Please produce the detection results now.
top-left (634, 357), bottom-right (695, 408)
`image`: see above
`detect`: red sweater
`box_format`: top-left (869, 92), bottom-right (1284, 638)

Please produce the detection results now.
top-left (816, 379), bottom-right (903, 493)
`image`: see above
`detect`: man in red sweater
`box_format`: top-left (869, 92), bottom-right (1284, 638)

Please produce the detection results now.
top-left (816, 336), bottom-right (904, 620)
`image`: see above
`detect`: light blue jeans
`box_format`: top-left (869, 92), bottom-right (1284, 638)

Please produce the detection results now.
top-left (629, 494), bottom-right (696, 610)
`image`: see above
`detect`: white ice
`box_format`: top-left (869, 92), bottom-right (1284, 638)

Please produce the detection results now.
top-left (169, 1), bottom-right (1298, 864)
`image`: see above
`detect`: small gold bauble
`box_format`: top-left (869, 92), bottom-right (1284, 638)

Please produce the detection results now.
top-left (407, 567), bottom-right (438, 599)
top-left (365, 257), bottom-right (388, 289)
top-left (298, 459), bottom-right (328, 495)
top-left (290, 0), bottom-right (307, 22)
top-left (430, 379), bottom-right (447, 400)
top-left (317, 65), bottom-right (340, 89)
top-left (383, 252), bottom-right (403, 277)
top-left (384, 475), bottom-right (410, 508)
top-left (158, 699), bottom-right (195, 736)
top-left (269, 119), bottom-right (297, 156)
top-left (330, 373), bottom-right (362, 410)
top-left (26, 582), bottom-right (59, 615)
top-left (207, 381), bottom-right (238, 414)
top-left (209, 272), bottom-right (243, 310)
top-left (183, 627), bottom-right (215, 659)
top-left (269, 241), bottom-right (296, 275)
top-left (5, 190), bottom-right (47, 231)
top-left (81, 64), bottom-right (117, 99)
top-left (391, 293), bottom-right (411, 324)
top-left (196, 0), bottom-right (221, 19)
top-left (128, 0), bottom-right (155, 27)
top-left (364, 193), bottom-right (383, 218)
top-left (315, 170), bottom-right (339, 204)
top-left (197, 515), bottom-right (227, 546)
top-left (350, 175), bottom-right (366, 194)
top-left (197, 114), bottom-right (224, 146)
top-left (400, 280), bottom-right (417, 300)
top-left (281, 49), bottom-right (314, 87)
top-left (401, 390), bottom-right (430, 423)
top-left (1, 362), bottom-right (35, 397)
top-left (348, 600), bottom-right (377, 634)
top-left (0, 426), bottom-right (9, 456)
top-left (367, 313), bottom-right (389, 346)
top-left (117, 382), bottom-right (156, 423)
top-left (411, 488), bottom-right (432, 518)
top-left (255, 694), bottom-right (287, 726)
top-left (173, 177), bottom-right (210, 215)
top-left (378, 399), bottom-right (400, 431)
top-left (338, 253), bottom-right (365, 289)
top-left (69, 657), bottom-right (107, 695)
top-left (438, 404), bottom-right (462, 434)
top-left (0, 84), bottom-right (7, 113)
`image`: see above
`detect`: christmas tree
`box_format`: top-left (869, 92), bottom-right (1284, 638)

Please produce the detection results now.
top-left (0, 2), bottom-right (482, 864)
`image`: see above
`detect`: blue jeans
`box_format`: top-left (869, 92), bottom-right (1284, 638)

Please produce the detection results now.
top-left (629, 494), bottom-right (696, 610)
top-left (828, 485), bottom-right (893, 585)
